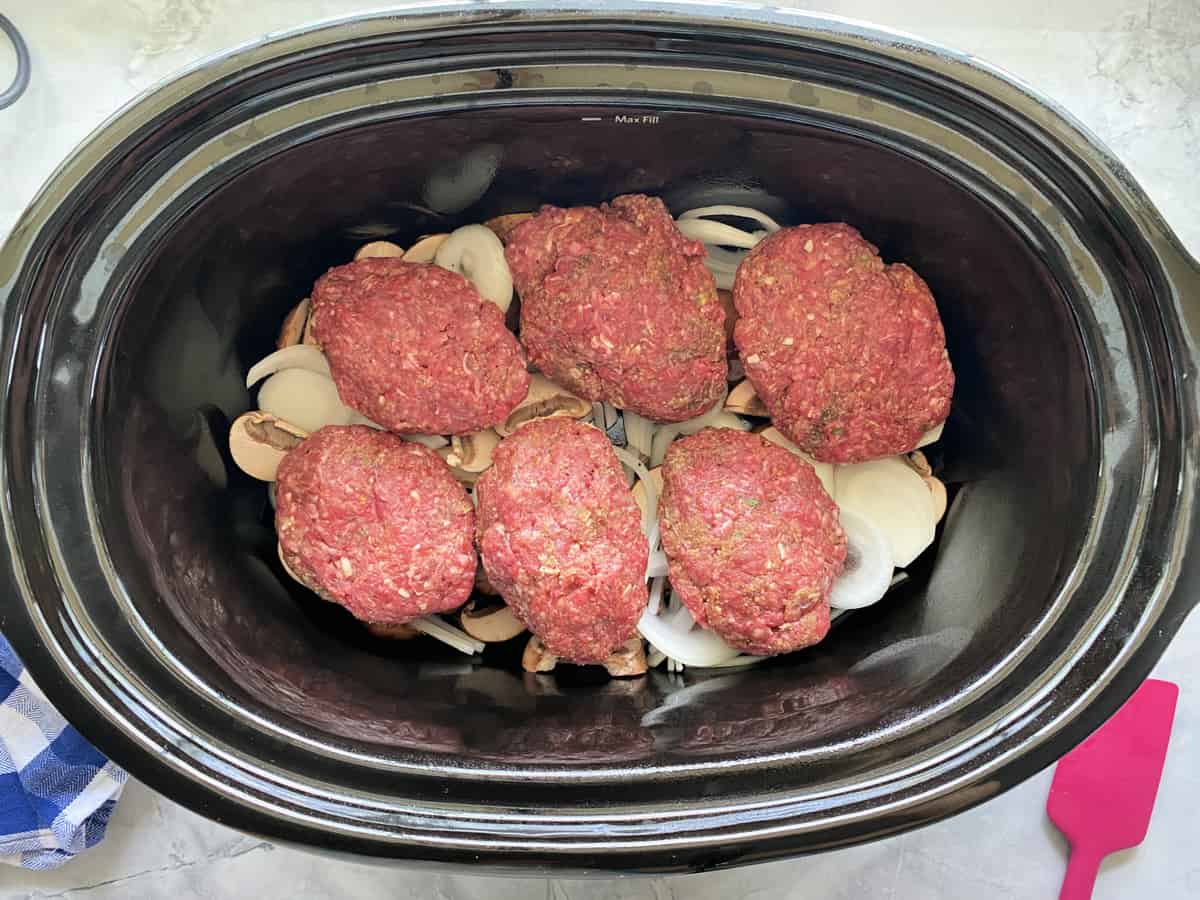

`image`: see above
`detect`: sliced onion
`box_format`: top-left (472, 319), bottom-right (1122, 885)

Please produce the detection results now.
top-left (612, 445), bottom-right (661, 553)
top-left (917, 422), bottom-right (945, 448)
top-left (402, 433), bottom-right (450, 449)
top-left (709, 267), bottom-right (736, 291)
top-left (834, 457), bottom-right (936, 568)
top-left (409, 616), bottom-right (485, 656)
top-left (679, 205), bottom-right (783, 233)
top-left (622, 409), bottom-right (657, 460)
top-left (648, 576), bottom-right (667, 614)
top-left (693, 653), bottom-right (767, 670)
top-left (675, 218), bottom-right (764, 249)
top-left (258, 369), bottom-right (356, 434)
top-left (646, 550), bottom-right (669, 579)
top-left (829, 509), bottom-right (894, 610)
top-left (246, 344), bottom-right (330, 389)
top-left (637, 602), bottom-right (742, 668)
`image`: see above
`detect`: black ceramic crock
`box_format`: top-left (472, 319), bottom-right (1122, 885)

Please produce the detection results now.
top-left (1, 2), bottom-right (1197, 873)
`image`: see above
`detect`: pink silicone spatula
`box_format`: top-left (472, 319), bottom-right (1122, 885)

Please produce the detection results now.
top-left (1047, 678), bottom-right (1179, 900)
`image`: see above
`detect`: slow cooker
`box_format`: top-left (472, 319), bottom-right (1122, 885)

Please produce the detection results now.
top-left (1, 2), bottom-right (1197, 872)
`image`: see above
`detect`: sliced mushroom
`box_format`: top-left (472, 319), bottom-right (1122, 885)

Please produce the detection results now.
top-left (442, 429), bottom-right (500, 472)
top-left (258, 368), bottom-right (357, 434)
top-left (302, 307), bottom-right (320, 346)
top-left (277, 298), bottom-right (310, 349)
top-left (925, 474), bottom-right (948, 523)
top-left (402, 233), bottom-right (449, 264)
top-left (474, 562), bottom-right (498, 596)
top-left (725, 380), bottom-right (768, 417)
top-left (906, 449), bottom-right (932, 478)
top-left (484, 212), bottom-right (534, 244)
top-left (434, 224), bottom-right (514, 312)
top-left (365, 621), bottom-right (419, 640)
top-left (603, 638), bottom-right (648, 678)
top-left (631, 465), bottom-right (664, 521)
top-left (522, 635), bottom-right (557, 673)
top-left (496, 374), bottom-right (592, 437)
top-left (245, 343), bottom-right (331, 389)
top-left (229, 411), bottom-right (308, 481)
top-left (354, 240), bottom-right (405, 260)
top-left (460, 601), bottom-right (527, 643)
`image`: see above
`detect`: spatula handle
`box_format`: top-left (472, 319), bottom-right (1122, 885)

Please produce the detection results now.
top-left (1059, 847), bottom-right (1103, 900)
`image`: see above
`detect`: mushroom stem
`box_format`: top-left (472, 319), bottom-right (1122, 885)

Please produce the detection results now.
top-left (603, 638), bottom-right (648, 677)
top-left (522, 635), bottom-right (557, 673)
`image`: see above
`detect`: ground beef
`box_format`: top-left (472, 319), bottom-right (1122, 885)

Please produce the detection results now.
top-left (311, 259), bottom-right (529, 435)
top-left (733, 223), bottom-right (954, 463)
top-left (276, 425), bottom-right (476, 624)
top-left (659, 428), bottom-right (846, 656)
top-left (475, 418), bottom-right (648, 663)
top-left (506, 193), bottom-right (727, 423)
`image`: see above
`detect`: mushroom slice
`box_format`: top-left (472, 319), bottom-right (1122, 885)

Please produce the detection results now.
top-left (229, 411), bottom-right (308, 481)
top-left (522, 635), bottom-right (558, 673)
top-left (354, 240), bottom-right (405, 260)
top-left (402, 233), bottom-right (449, 264)
top-left (365, 621), bottom-right (419, 640)
top-left (833, 457), bottom-right (937, 568)
top-left (484, 212), bottom-right (534, 244)
top-left (245, 344), bottom-right (331, 389)
top-left (725, 380), bottom-right (768, 417)
top-left (302, 309), bottom-right (320, 347)
top-left (442, 429), bottom-right (500, 472)
top-left (758, 427), bottom-right (835, 496)
top-left (258, 368), bottom-right (357, 434)
top-left (496, 374), bottom-right (591, 437)
top-left (925, 474), bottom-right (948, 523)
top-left (460, 601), bottom-right (527, 643)
top-left (434, 224), bottom-right (514, 312)
top-left (474, 562), bottom-right (498, 595)
top-left (917, 422), bottom-right (944, 448)
top-left (905, 450), bottom-right (932, 478)
top-left (603, 638), bottom-right (648, 677)
top-left (277, 298), bottom-right (310, 349)
top-left (718, 288), bottom-right (737, 347)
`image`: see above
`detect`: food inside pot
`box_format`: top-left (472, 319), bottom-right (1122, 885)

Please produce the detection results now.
top-left (230, 195), bottom-right (953, 676)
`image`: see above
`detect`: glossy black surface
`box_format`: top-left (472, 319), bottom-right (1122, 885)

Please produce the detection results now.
top-left (1, 4), bottom-right (1197, 871)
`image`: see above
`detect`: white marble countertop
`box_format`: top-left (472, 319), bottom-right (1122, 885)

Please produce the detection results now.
top-left (1, 1), bottom-right (1197, 898)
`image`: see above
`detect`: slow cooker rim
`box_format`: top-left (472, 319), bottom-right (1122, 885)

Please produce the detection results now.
top-left (1, 2), bottom-right (1197, 870)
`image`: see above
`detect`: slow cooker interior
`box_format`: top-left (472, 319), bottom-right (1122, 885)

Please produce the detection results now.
top-left (95, 105), bottom-right (1095, 767)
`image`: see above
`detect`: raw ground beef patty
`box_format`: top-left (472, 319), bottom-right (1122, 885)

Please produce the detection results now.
top-left (475, 418), bottom-right (648, 663)
top-left (506, 193), bottom-right (727, 423)
top-left (659, 428), bottom-right (847, 656)
top-left (276, 425), bottom-right (476, 624)
top-left (311, 258), bottom-right (530, 435)
top-left (733, 223), bottom-right (954, 463)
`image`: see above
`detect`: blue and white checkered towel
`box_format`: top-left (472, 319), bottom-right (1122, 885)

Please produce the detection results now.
top-left (0, 633), bottom-right (126, 869)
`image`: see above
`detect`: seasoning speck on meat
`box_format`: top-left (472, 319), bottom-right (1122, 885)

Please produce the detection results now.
top-left (475, 418), bottom-right (648, 663)
top-left (312, 258), bottom-right (530, 435)
top-left (733, 223), bottom-right (954, 463)
top-left (659, 428), bottom-right (846, 656)
top-left (507, 193), bottom-right (727, 423)
top-left (276, 426), bottom-right (476, 624)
